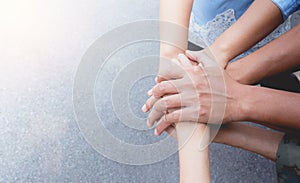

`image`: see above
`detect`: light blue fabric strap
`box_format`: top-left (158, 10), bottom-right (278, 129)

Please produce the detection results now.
top-left (272, 0), bottom-right (300, 20)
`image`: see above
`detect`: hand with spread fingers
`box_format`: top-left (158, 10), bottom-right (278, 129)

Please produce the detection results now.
top-left (142, 52), bottom-right (244, 136)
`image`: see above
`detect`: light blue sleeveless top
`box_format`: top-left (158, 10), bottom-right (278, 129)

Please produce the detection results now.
top-left (189, 0), bottom-right (300, 59)
top-left (191, 0), bottom-right (253, 26)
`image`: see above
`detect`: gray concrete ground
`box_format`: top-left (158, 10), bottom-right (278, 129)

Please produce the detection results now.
top-left (0, 0), bottom-right (277, 182)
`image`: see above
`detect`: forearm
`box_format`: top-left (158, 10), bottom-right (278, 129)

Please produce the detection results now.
top-left (160, 0), bottom-right (193, 58)
top-left (177, 123), bottom-right (210, 183)
top-left (227, 24), bottom-right (300, 85)
top-left (160, 3), bottom-right (210, 182)
top-left (214, 123), bottom-right (284, 161)
top-left (238, 85), bottom-right (300, 129)
top-left (210, 0), bottom-right (283, 67)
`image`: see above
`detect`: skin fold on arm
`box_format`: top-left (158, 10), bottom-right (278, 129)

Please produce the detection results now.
top-left (159, 0), bottom-right (211, 182)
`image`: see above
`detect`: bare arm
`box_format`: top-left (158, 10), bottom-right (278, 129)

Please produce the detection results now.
top-left (170, 122), bottom-right (284, 162)
top-left (214, 123), bottom-right (284, 161)
top-left (177, 123), bottom-right (211, 183)
top-left (225, 25), bottom-right (300, 129)
top-left (209, 0), bottom-right (283, 67)
top-left (160, 0), bottom-right (193, 58)
top-left (227, 24), bottom-right (300, 85)
top-left (236, 84), bottom-right (300, 130)
top-left (160, 1), bottom-right (210, 182)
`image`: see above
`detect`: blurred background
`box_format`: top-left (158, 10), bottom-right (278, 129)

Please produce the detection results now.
top-left (0, 0), bottom-right (277, 182)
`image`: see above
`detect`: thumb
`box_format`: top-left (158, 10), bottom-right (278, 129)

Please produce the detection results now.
top-left (185, 50), bottom-right (199, 62)
top-left (155, 76), bottom-right (165, 83)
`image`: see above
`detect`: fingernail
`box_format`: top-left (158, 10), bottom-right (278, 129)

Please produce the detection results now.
top-left (147, 89), bottom-right (152, 96)
top-left (142, 104), bottom-right (147, 112)
top-left (155, 77), bottom-right (158, 83)
top-left (154, 129), bottom-right (159, 136)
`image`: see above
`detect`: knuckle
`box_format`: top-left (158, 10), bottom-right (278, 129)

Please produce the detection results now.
top-left (164, 116), bottom-right (172, 124)
top-left (165, 120), bottom-right (172, 126)
top-left (163, 98), bottom-right (171, 108)
top-left (159, 82), bottom-right (166, 92)
top-left (152, 85), bottom-right (160, 96)
top-left (195, 82), bottom-right (202, 90)
top-left (154, 100), bottom-right (164, 111)
top-left (197, 92), bottom-right (203, 100)
top-left (191, 109), bottom-right (200, 121)
top-left (199, 107), bottom-right (208, 117)
top-left (172, 112), bottom-right (180, 121)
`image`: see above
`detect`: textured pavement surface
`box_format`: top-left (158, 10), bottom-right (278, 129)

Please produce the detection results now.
top-left (0, 0), bottom-right (277, 182)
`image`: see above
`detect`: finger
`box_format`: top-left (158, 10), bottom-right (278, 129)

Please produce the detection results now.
top-left (152, 94), bottom-right (184, 113)
top-left (178, 54), bottom-right (192, 67)
top-left (148, 94), bottom-right (184, 128)
top-left (157, 57), bottom-right (184, 82)
top-left (200, 56), bottom-right (218, 68)
top-left (186, 49), bottom-right (218, 67)
top-left (156, 76), bottom-right (165, 83)
top-left (186, 50), bottom-right (206, 68)
top-left (180, 51), bottom-right (200, 66)
top-left (152, 80), bottom-right (180, 98)
top-left (147, 106), bottom-right (164, 128)
top-left (154, 109), bottom-right (183, 136)
top-left (148, 95), bottom-right (182, 127)
top-left (165, 126), bottom-right (177, 139)
top-left (142, 96), bottom-right (158, 113)
top-left (155, 108), bottom-right (201, 136)
top-left (147, 89), bottom-right (153, 96)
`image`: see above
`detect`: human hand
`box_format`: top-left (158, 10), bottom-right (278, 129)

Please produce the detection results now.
top-left (155, 48), bottom-right (208, 84)
top-left (184, 48), bottom-right (228, 68)
top-left (143, 52), bottom-right (244, 136)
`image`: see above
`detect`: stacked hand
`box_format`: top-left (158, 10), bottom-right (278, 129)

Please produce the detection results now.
top-left (142, 49), bottom-right (244, 136)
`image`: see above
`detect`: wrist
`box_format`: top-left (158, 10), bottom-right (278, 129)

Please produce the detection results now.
top-left (160, 44), bottom-right (184, 59)
top-left (225, 83), bottom-right (252, 122)
top-left (237, 85), bottom-right (258, 122)
top-left (209, 43), bottom-right (231, 68)
top-left (226, 61), bottom-right (251, 84)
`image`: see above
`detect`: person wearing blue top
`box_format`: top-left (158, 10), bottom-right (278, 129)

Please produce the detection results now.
top-left (191, 0), bottom-right (253, 26)
top-left (189, 0), bottom-right (300, 52)
top-left (147, 0), bottom-right (300, 182)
